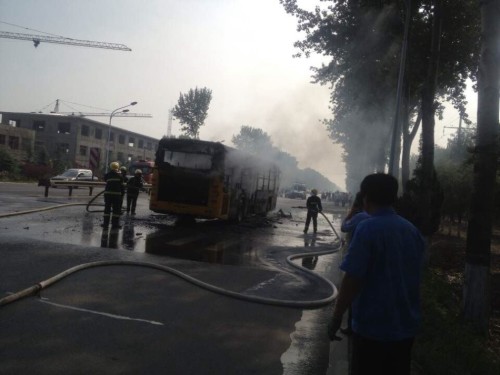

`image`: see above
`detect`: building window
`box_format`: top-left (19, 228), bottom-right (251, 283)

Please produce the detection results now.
top-left (117, 152), bottom-right (124, 162)
top-left (57, 122), bottom-right (71, 134)
top-left (128, 154), bottom-right (133, 162)
top-left (110, 132), bottom-right (115, 142)
top-left (146, 141), bottom-right (152, 150)
top-left (57, 143), bottom-right (70, 154)
top-left (33, 121), bottom-right (46, 131)
top-left (0, 134), bottom-right (5, 144)
top-left (21, 138), bottom-right (31, 150)
top-left (35, 140), bottom-right (44, 150)
top-left (81, 125), bottom-right (90, 136)
top-left (95, 128), bottom-right (102, 140)
top-left (128, 137), bottom-right (135, 147)
top-left (138, 139), bottom-right (144, 148)
top-left (8, 120), bottom-right (20, 127)
top-left (8, 136), bottom-right (19, 150)
top-left (79, 145), bottom-right (88, 156)
top-left (118, 134), bottom-right (125, 144)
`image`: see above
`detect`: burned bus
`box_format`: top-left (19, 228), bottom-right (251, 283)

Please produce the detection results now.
top-left (150, 138), bottom-right (280, 221)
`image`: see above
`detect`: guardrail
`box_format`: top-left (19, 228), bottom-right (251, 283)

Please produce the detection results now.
top-left (39, 180), bottom-right (152, 198)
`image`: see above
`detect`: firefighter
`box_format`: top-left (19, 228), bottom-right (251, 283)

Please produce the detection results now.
top-left (102, 162), bottom-right (123, 229)
top-left (304, 188), bottom-right (322, 234)
top-left (126, 169), bottom-right (144, 215)
top-left (120, 166), bottom-right (128, 212)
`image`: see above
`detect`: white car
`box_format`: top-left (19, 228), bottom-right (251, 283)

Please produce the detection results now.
top-left (50, 169), bottom-right (99, 187)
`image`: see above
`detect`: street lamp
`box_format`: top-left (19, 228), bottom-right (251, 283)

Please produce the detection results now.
top-left (105, 101), bottom-right (137, 173)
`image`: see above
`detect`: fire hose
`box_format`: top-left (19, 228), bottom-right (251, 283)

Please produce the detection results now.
top-left (1, 213), bottom-right (341, 309)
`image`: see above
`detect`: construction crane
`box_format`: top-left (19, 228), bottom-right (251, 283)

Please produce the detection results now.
top-left (0, 31), bottom-right (131, 51)
top-left (42, 99), bottom-right (152, 118)
top-left (167, 109), bottom-right (173, 137)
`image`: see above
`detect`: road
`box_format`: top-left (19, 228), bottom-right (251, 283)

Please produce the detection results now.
top-left (0, 182), bottom-right (348, 374)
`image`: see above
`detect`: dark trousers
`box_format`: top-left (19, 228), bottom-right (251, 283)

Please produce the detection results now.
top-left (104, 194), bottom-right (122, 228)
top-left (351, 333), bottom-right (414, 375)
top-left (126, 194), bottom-right (138, 213)
top-left (304, 211), bottom-right (318, 232)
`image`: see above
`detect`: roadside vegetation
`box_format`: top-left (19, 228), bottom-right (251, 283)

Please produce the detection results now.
top-left (0, 147), bottom-right (61, 182)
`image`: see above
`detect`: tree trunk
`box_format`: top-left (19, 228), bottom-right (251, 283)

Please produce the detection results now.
top-left (419, 0), bottom-right (442, 239)
top-left (402, 110), bottom-right (421, 191)
top-left (463, 0), bottom-right (499, 332)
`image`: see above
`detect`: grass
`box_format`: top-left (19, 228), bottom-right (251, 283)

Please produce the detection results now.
top-left (413, 269), bottom-right (500, 375)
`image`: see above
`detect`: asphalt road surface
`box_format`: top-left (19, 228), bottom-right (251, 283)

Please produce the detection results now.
top-left (0, 182), bottom-right (348, 375)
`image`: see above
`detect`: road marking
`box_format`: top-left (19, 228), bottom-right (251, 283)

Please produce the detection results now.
top-left (39, 298), bottom-right (164, 326)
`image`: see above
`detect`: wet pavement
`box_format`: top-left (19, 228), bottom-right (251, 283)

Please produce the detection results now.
top-left (0, 182), bottom-right (350, 374)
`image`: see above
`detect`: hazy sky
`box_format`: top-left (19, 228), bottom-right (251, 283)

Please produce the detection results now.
top-left (0, 0), bottom-right (477, 190)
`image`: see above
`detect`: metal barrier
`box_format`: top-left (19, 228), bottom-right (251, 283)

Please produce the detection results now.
top-left (44, 181), bottom-right (151, 197)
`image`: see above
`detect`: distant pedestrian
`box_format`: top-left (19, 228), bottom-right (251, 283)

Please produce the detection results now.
top-left (341, 192), bottom-right (370, 238)
top-left (328, 173), bottom-right (424, 375)
top-left (126, 169), bottom-right (144, 215)
top-left (103, 162), bottom-right (123, 229)
top-left (303, 189), bottom-right (322, 234)
top-left (340, 192), bottom-right (370, 335)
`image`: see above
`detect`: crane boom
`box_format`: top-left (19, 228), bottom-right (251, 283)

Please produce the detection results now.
top-left (53, 112), bottom-right (152, 118)
top-left (0, 31), bottom-right (131, 51)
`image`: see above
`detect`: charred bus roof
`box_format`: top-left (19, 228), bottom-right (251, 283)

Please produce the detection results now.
top-left (156, 138), bottom-right (225, 157)
top-left (156, 138), bottom-right (279, 172)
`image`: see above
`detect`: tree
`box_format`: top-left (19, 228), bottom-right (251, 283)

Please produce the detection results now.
top-left (172, 87), bottom-right (213, 139)
top-left (0, 148), bottom-right (17, 173)
top-left (281, 0), bottom-right (480, 193)
top-left (231, 126), bottom-right (273, 154)
top-left (463, 0), bottom-right (500, 332)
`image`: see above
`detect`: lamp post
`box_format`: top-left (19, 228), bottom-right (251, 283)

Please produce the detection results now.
top-left (105, 101), bottom-right (137, 173)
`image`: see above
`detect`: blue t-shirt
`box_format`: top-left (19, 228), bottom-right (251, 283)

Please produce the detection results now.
top-left (340, 208), bottom-right (425, 341)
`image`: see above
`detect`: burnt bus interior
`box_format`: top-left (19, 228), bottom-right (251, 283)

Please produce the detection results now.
top-left (153, 138), bottom-right (280, 219)
top-left (155, 139), bottom-right (225, 206)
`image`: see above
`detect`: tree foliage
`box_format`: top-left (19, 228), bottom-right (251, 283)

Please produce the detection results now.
top-left (231, 126), bottom-right (273, 154)
top-left (281, 0), bottom-right (480, 192)
top-left (172, 87), bottom-right (213, 139)
top-left (0, 148), bottom-right (17, 173)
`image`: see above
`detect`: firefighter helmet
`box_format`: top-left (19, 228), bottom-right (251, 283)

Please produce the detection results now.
top-left (135, 169), bottom-right (142, 174)
top-left (110, 162), bottom-right (120, 170)
top-left (120, 166), bottom-right (127, 172)
top-left (311, 189), bottom-right (318, 195)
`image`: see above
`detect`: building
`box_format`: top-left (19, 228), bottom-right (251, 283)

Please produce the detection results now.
top-left (0, 112), bottom-right (158, 173)
top-left (0, 122), bottom-right (35, 162)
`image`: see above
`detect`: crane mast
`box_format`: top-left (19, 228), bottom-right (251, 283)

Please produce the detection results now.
top-left (0, 31), bottom-right (131, 51)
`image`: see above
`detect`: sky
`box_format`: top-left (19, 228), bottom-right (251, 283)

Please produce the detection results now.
top-left (0, 0), bottom-right (478, 190)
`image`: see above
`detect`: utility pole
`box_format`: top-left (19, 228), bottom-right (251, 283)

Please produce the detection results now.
top-left (388, 0), bottom-right (411, 177)
top-left (167, 109), bottom-right (173, 137)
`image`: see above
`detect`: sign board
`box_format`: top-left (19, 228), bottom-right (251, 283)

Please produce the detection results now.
top-left (89, 147), bottom-right (100, 170)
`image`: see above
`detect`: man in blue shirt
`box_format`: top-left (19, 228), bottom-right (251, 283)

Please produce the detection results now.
top-left (328, 173), bottom-right (425, 375)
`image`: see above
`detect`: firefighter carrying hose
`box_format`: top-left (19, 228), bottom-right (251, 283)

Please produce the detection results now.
top-left (102, 162), bottom-right (123, 229)
top-left (304, 188), bottom-right (322, 234)
top-left (126, 169), bottom-right (144, 215)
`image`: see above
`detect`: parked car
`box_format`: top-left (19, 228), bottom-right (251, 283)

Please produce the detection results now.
top-left (50, 169), bottom-right (99, 187)
top-left (285, 183), bottom-right (307, 200)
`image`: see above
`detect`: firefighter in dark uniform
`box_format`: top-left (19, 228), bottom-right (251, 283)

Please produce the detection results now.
top-left (102, 162), bottom-right (123, 229)
top-left (304, 188), bottom-right (322, 234)
top-left (126, 169), bottom-right (144, 215)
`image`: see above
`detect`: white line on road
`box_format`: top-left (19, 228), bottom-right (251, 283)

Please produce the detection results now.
top-left (38, 298), bottom-right (164, 326)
